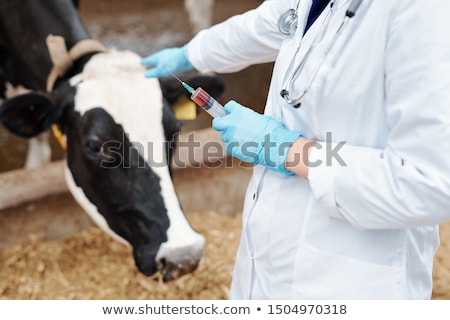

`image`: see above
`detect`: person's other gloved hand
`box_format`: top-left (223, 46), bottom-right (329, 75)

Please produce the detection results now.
top-left (213, 101), bottom-right (302, 176)
top-left (141, 44), bottom-right (194, 78)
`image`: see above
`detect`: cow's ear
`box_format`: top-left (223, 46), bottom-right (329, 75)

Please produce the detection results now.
top-left (0, 91), bottom-right (58, 138)
top-left (159, 77), bottom-right (187, 105)
top-left (159, 75), bottom-right (226, 105)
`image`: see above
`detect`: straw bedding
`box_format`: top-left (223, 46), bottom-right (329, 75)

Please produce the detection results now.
top-left (1, 212), bottom-right (449, 299)
top-left (0, 211), bottom-right (241, 299)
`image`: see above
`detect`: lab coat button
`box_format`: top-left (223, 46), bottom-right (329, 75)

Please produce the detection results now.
top-left (252, 193), bottom-right (258, 201)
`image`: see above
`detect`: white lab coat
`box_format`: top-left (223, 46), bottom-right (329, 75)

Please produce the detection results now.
top-left (187, 0), bottom-right (450, 299)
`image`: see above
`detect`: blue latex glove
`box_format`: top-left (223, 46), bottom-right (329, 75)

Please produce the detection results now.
top-left (213, 101), bottom-right (302, 176)
top-left (141, 44), bottom-right (194, 78)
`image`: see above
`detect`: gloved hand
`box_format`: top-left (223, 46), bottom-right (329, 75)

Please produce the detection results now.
top-left (213, 101), bottom-right (302, 176)
top-left (141, 44), bottom-right (194, 78)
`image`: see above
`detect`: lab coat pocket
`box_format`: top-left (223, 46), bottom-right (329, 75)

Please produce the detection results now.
top-left (293, 243), bottom-right (402, 299)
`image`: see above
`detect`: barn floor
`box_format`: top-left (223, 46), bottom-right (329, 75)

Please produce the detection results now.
top-left (0, 0), bottom-right (449, 300)
top-left (0, 206), bottom-right (449, 300)
top-left (0, 210), bottom-right (242, 300)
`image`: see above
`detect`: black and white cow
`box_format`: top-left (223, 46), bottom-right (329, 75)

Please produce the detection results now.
top-left (0, 0), bottom-right (224, 281)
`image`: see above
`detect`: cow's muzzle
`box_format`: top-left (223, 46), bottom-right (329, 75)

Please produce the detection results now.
top-left (134, 242), bottom-right (204, 282)
top-left (158, 253), bottom-right (203, 282)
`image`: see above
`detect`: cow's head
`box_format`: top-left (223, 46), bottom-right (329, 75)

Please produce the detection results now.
top-left (0, 50), bottom-right (225, 281)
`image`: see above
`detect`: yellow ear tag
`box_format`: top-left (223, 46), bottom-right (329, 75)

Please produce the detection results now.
top-left (172, 95), bottom-right (197, 120)
top-left (51, 124), bottom-right (67, 150)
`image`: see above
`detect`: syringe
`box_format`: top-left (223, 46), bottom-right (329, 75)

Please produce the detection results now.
top-left (169, 73), bottom-right (227, 118)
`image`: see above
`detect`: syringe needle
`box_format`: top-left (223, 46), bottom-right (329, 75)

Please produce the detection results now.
top-left (167, 70), bottom-right (183, 84)
top-left (166, 69), bottom-right (195, 94)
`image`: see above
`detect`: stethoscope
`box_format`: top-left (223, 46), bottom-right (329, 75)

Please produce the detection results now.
top-left (279, 0), bottom-right (364, 108)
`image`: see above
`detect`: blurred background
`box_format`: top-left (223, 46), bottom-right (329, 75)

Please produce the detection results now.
top-left (0, 0), bottom-right (272, 173)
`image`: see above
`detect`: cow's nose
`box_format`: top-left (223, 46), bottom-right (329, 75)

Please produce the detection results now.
top-left (158, 254), bottom-right (202, 282)
top-left (157, 234), bottom-right (205, 282)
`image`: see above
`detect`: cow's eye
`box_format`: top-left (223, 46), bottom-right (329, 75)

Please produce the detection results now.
top-left (86, 138), bottom-right (103, 154)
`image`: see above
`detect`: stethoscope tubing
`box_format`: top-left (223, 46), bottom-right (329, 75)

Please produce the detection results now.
top-left (280, 0), bottom-right (364, 107)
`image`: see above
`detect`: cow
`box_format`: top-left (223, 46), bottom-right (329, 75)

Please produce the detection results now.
top-left (0, 0), bottom-right (225, 281)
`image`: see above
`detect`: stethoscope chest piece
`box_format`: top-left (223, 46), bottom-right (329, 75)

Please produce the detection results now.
top-left (278, 8), bottom-right (298, 36)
